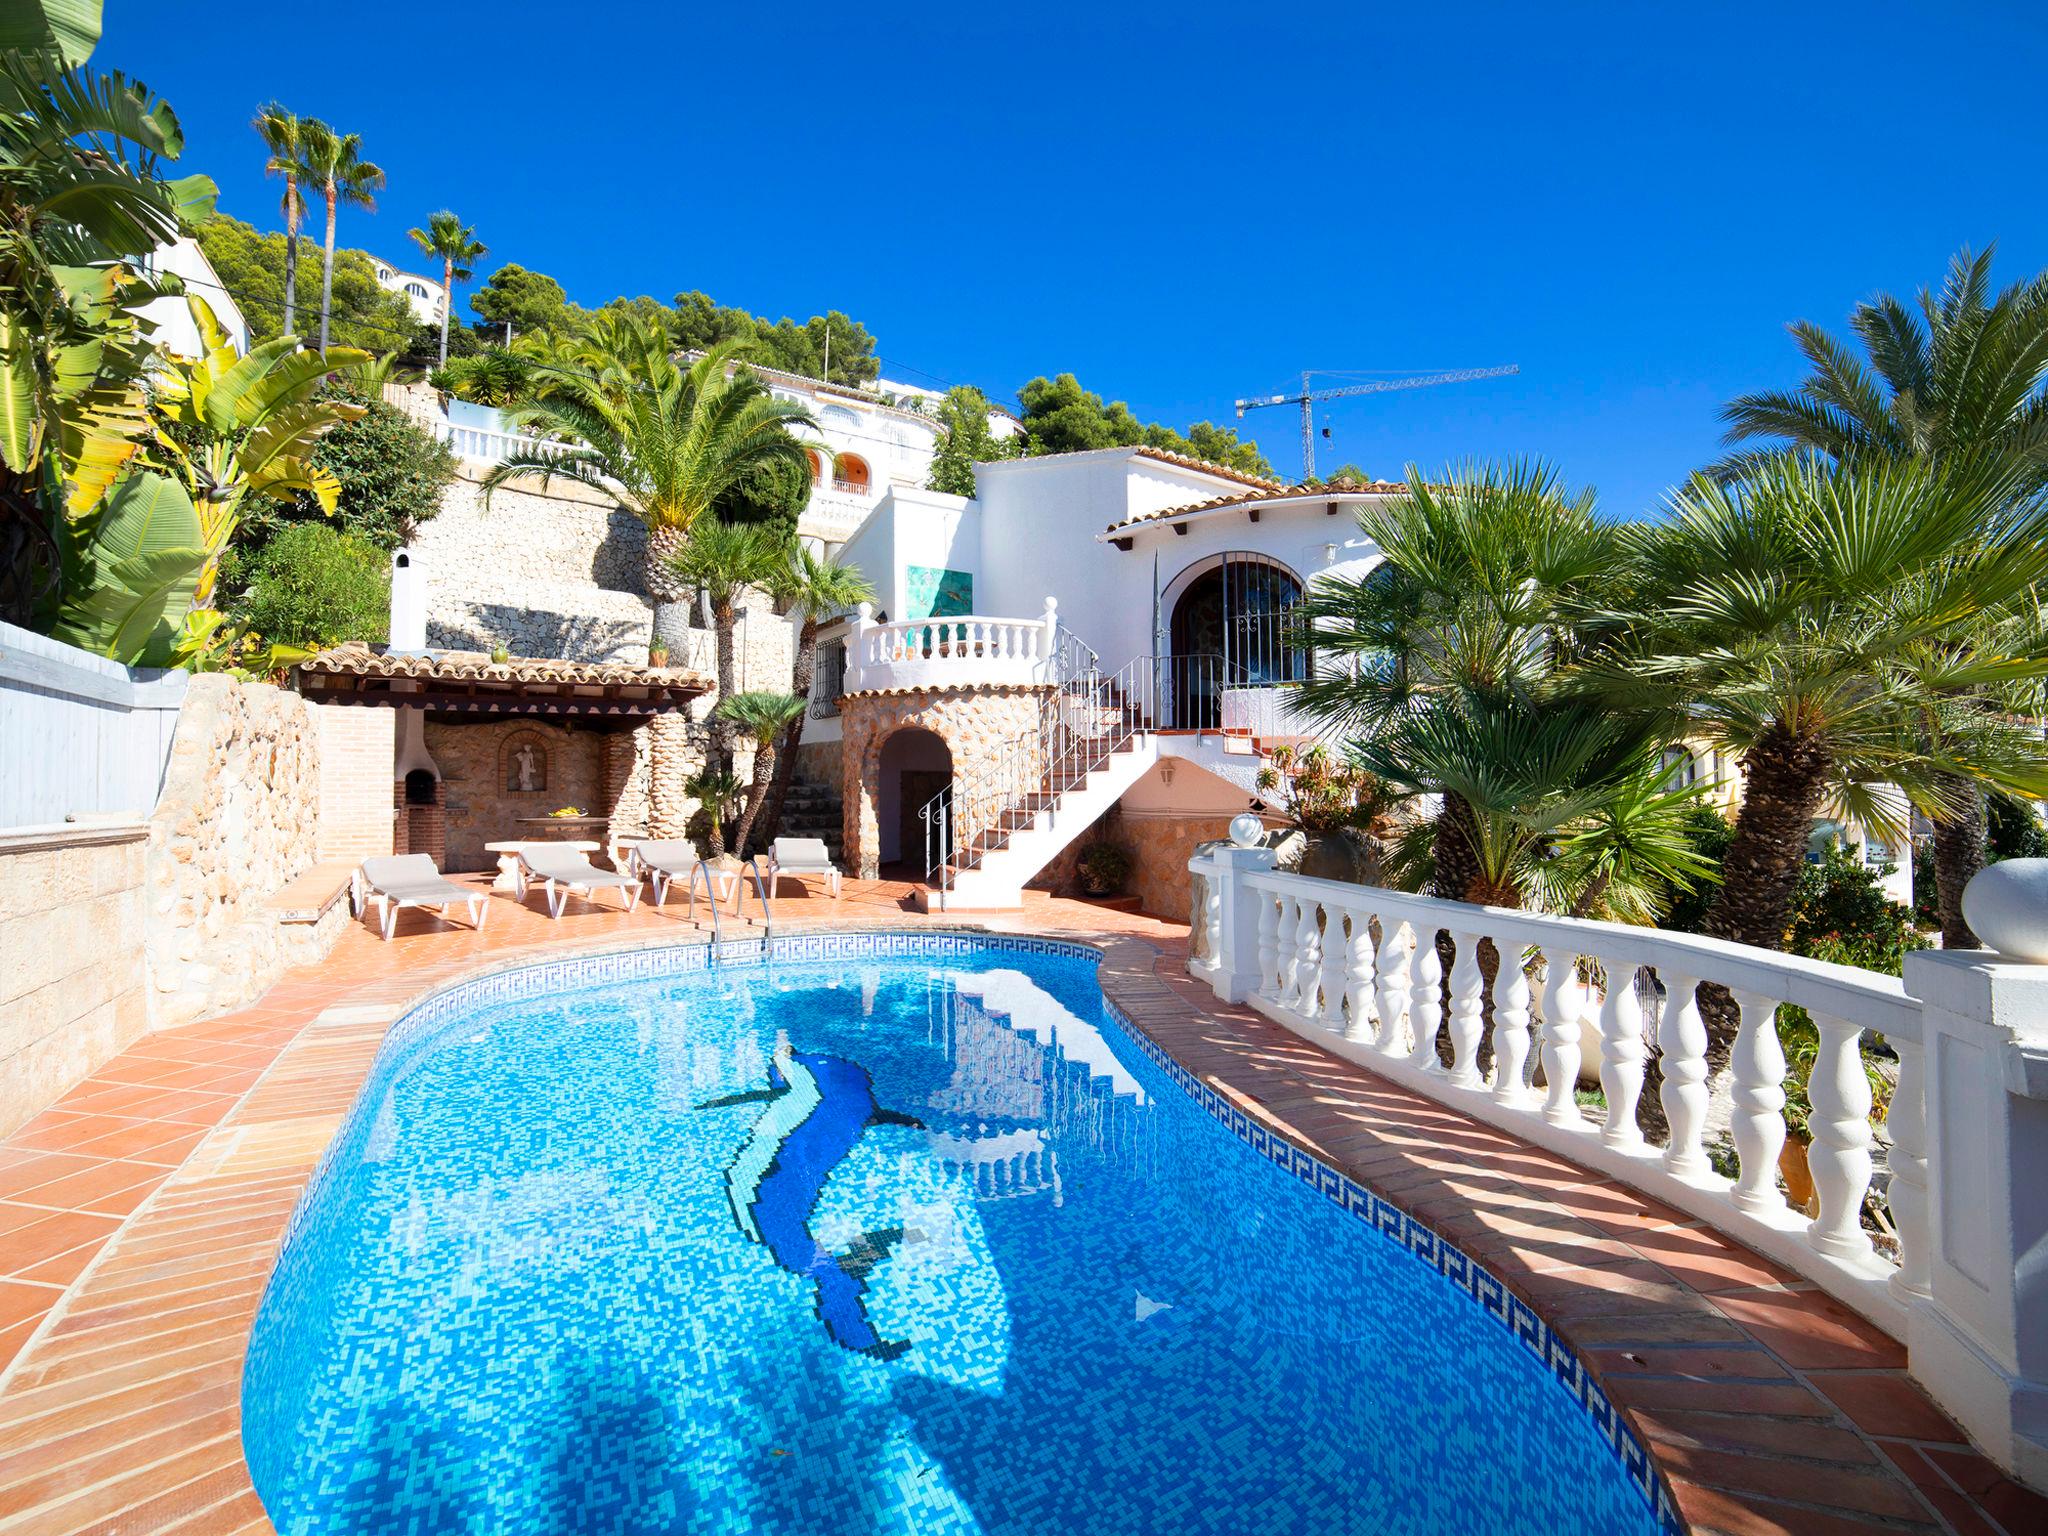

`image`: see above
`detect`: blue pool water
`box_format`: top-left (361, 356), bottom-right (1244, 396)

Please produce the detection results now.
top-left (244, 936), bottom-right (1670, 1535)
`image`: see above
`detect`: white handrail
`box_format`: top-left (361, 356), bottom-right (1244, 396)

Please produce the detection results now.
top-left (1191, 855), bottom-right (1926, 1336)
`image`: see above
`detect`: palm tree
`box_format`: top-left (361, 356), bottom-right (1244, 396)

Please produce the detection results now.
top-left (668, 516), bottom-right (789, 813)
top-left (1294, 460), bottom-right (1629, 904)
top-left (483, 331), bottom-right (815, 648)
top-left (251, 103), bottom-right (307, 338)
top-left (1720, 247), bottom-right (2048, 945)
top-left (408, 210), bottom-right (486, 367)
top-left (296, 121), bottom-right (384, 353)
top-left (1608, 452), bottom-right (2048, 984)
top-left (718, 692), bottom-right (807, 859)
top-left (761, 543), bottom-right (874, 841)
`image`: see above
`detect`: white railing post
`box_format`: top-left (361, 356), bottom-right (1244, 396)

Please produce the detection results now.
top-left (1445, 931), bottom-right (1485, 1088)
top-left (1805, 1012), bottom-right (1875, 1262)
top-left (1885, 1034), bottom-right (1931, 1304)
top-left (1039, 596), bottom-right (1059, 678)
top-left (1192, 835), bottom-right (1280, 1005)
top-left (1597, 965), bottom-right (1648, 1151)
top-left (1318, 906), bottom-right (1350, 1033)
top-left (1492, 947), bottom-right (1535, 1109)
top-left (1344, 913), bottom-right (1378, 1043)
top-left (1658, 973), bottom-right (1711, 1178)
top-left (1902, 932), bottom-right (2048, 1488)
top-left (1373, 920), bottom-right (1413, 1056)
top-left (1539, 948), bottom-right (1587, 1130)
top-left (1408, 928), bottom-right (1445, 1072)
top-left (1729, 989), bottom-right (1789, 1216)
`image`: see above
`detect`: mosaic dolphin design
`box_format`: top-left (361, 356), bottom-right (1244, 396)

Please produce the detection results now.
top-left (700, 1039), bottom-right (923, 1360)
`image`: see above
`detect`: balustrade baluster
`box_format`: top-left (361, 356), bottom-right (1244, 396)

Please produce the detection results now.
top-left (1269, 893), bottom-right (1297, 1002)
top-left (1539, 949), bottom-right (1587, 1128)
top-left (1288, 899), bottom-right (1322, 1015)
top-left (1492, 944), bottom-right (1535, 1109)
top-left (1199, 872), bottom-right (1223, 965)
top-left (1318, 908), bottom-right (1350, 1033)
top-left (1885, 1036), bottom-right (1931, 1300)
top-left (1408, 929), bottom-right (1445, 1071)
top-left (1597, 964), bottom-right (1648, 1150)
top-left (1729, 989), bottom-right (1788, 1215)
top-left (1343, 914), bottom-right (1378, 1042)
top-left (1374, 921), bottom-right (1412, 1056)
top-left (1445, 932), bottom-right (1485, 1088)
top-left (1805, 1012), bottom-right (1875, 1261)
top-left (1657, 973), bottom-right (1711, 1177)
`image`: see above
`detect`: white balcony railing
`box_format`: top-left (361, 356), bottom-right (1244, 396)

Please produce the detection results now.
top-left (843, 599), bottom-right (1061, 693)
top-left (1190, 846), bottom-right (2048, 1481)
top-left (427, 419), bottom-right (573, 466)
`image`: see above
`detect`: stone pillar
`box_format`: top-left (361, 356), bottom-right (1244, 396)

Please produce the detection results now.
top-left (645, 713), bottom-right (699, 842)
top-left (1902, 943), bottom-right (2048, 1488)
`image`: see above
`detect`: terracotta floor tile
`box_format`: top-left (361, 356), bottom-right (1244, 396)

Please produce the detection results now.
top-left (1631, 1405), bottom-right (1877, 1463)
top-left (1656, 1441), bottom-right (1936, 1522)
top-left (1670, 1480), bottom-right (1937, 1535)
top-left (0, 1210), bottom-right (122, 1276)
top-left (7, 1159), bottom-right (167, 1215)
top-left (1808, 1370), bottom-right (1968, 1444)
top-left (0, 1279), bottom-right (60, 1334)
top-left (1710, 1286), bottom-right (1908, 1371)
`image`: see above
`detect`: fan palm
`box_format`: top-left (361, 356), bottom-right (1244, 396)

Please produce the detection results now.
top-left (1293, 460), bottom-right (1633, 905)
top-left (482, 331), bottom-right (816, 648)
top-left (717, 691), bottom-right (807, 859)
top-left (761, 543), bottom-right (874, 841)
top-left (408, 210), bottom-right (485, 367)
top-left (1605, 452), bottom-right (2048, 976)
top-left (251, 103), bottom-right (307, 337)
top-left (295, 121), bottom-right (383, 352)
top-left (1720, 247), bottom-right (2048, 944)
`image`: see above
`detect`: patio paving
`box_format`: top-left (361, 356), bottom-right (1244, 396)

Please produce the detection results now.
top-left (0, 874), bottom-right (2040, 1535)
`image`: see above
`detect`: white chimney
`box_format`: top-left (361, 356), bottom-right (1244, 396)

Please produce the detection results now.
top-left (389, 546), bottom-right (426, 654)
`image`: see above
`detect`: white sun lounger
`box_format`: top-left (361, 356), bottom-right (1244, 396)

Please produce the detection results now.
top-left (632, 839), bottom-right (707, 906)
top-left (517, 843), bottom-right (644, 919)
top-left (768, 837), bottom-right (842, 899)
top-left (356, 855), bottom-right (490, 941)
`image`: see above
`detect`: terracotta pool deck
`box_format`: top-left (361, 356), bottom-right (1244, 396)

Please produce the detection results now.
top-left (0, 876), bottom-right (2041, 1535)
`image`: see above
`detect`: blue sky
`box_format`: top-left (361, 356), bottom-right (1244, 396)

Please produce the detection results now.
top-left (109, 2), bottom-right (2048, 519)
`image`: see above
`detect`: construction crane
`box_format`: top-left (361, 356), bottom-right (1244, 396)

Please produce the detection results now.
top-left (1235, 366), bottom-right (1520, 480)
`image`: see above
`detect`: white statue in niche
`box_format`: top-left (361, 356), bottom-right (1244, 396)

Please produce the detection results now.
top-left (511, 743), bottom-right (542, 792)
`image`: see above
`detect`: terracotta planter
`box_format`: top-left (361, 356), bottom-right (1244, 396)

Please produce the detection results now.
top-left (1779, 1133), bottom-right (1816, 1212)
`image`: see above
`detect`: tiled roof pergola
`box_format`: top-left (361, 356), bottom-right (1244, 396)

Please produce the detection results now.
top-left (293, 642), bottom-right (712, 719)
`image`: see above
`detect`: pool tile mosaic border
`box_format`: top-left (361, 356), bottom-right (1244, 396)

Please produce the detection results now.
top-left (311, 930), bottom-right (1682, 1536)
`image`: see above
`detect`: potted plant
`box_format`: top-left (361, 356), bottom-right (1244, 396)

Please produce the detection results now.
top-left (648, 640), bottom-right (670, 668)
top-left (1077, 842), bottom-right (1131, 898)
top-left (489, 643), bottom-right (510, 664)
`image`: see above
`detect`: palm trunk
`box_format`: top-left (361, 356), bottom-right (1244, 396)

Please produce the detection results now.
top-left (439, 255), bottom-right (453, 366)
top-left (1696, 724), bottom-right (1834, 1065)
top-left (281, 180), bottom-right (299, 337)
top-left (644, 523), bottom-right (691, 655)
top-left (1930, 773), bottom-right (1984, 949)
top-left (731, 739), bottom-right (776, 859)
top-left (710, 592), bottom-right (738, 813)
top-left (1431, 791), bottom-right (1483, 903)
top-left (318, 185), bottom-right (337, 352)
top-left (762, 618), bottom-right (818, 842)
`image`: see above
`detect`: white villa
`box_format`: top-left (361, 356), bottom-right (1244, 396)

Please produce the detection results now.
top-left (373, 258), bottom-right (448, 325)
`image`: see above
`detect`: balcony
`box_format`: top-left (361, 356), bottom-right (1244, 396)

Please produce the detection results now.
top-left (844, 600), bottom-right (1061, 693)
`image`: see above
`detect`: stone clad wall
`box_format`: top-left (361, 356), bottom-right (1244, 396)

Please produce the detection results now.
top-left (0, 824), bottom-right (148, 1138)
top-left (145, 677), bottom-right (328, 1029)
top-left (425, 719), bottom-right (608, 874)
top-left (839, 686), bottom-right (1050, 879)
top-left (313, 705), bottom-right (395, 862)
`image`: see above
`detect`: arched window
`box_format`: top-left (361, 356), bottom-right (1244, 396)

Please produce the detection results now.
top-left (405, 281), bottom-right (428, 300)
top-left (832, 453), bottom-right (870, 493)
top-left (1164, 552), bottom-right (1307, 728)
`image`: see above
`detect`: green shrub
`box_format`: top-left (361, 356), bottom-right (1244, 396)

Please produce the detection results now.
top-left (302, 387), bottom-right (457, 550)
top-left (1659, 802), bottom-right (1733, 934)
top-left (1790, 839), bottom-right (1919, 974)
top-left (233, 524), bottom-right (388, 647)
top-left (1989, 793), bottom-right (2048, 861)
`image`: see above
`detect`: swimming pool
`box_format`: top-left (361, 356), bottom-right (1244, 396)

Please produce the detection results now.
top-left (244, 934), bottom-right (1675, 1535)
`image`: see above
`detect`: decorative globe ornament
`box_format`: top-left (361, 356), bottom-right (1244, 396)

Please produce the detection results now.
top-left (1960, 859), bottom-right (2048, 963)
top-left (1229, 812), bottom-right (1266, 849)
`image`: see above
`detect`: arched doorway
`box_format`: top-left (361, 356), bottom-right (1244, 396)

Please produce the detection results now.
top-left (1166, 552), bottom-right (1306, 727)
top-left (833, 452), bottom-right (871, 493)
top-left (877, 727), bottom-right (952, 873)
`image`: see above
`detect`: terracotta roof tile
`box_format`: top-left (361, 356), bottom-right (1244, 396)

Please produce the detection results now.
top-left (295, 642), bottom-right (713, 692)
top-left (1102, 478), bottom-right (1407, 536)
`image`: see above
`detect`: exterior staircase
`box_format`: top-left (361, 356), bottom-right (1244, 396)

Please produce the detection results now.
top-left (920, 654), bottom-right (1162, 911)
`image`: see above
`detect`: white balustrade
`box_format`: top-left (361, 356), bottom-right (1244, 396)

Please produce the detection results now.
top-left (1186, 855), bottom-right (1933, 1342)
top-left (841, 599), bottom-right (1061, 693)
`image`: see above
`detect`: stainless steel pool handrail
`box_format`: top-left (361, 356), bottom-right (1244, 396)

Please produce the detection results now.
top-left (743, 855), bottom-right (773, 942)
top-left (685, 860), bottom-right (723, 946)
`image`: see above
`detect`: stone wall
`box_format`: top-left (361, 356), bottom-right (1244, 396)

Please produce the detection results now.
top-left (0, 823), bottom-right (148, 1138)
top-left (146, 676), bottom-right (329, 1029)
top-left (425, 718), bottom-right (612, 873)
top-left (313, 704), bottom-right (394, 862)
top-left (1119, 812), bottom-right (1241, 919)
top-left (839, 686), bottom-right (1051, 879)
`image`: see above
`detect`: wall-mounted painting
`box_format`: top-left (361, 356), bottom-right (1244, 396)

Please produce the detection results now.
top-left (906, 566), bottom-right (973, 620)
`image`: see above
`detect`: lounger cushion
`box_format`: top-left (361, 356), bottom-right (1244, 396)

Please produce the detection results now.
top-left (361, 855), bottom-right (470, 901)
top-left (771, 838), bottom-right (837, 869)
top-left (635, 839), bottom-right (699, 871)
top-left (519, 845), bottom-right (638, 886)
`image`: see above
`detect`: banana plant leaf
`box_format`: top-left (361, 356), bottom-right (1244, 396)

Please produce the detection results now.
top-left (0, 0), bottom-right (102, 67)
top-left (49, 469), bottom-right (207, 664)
